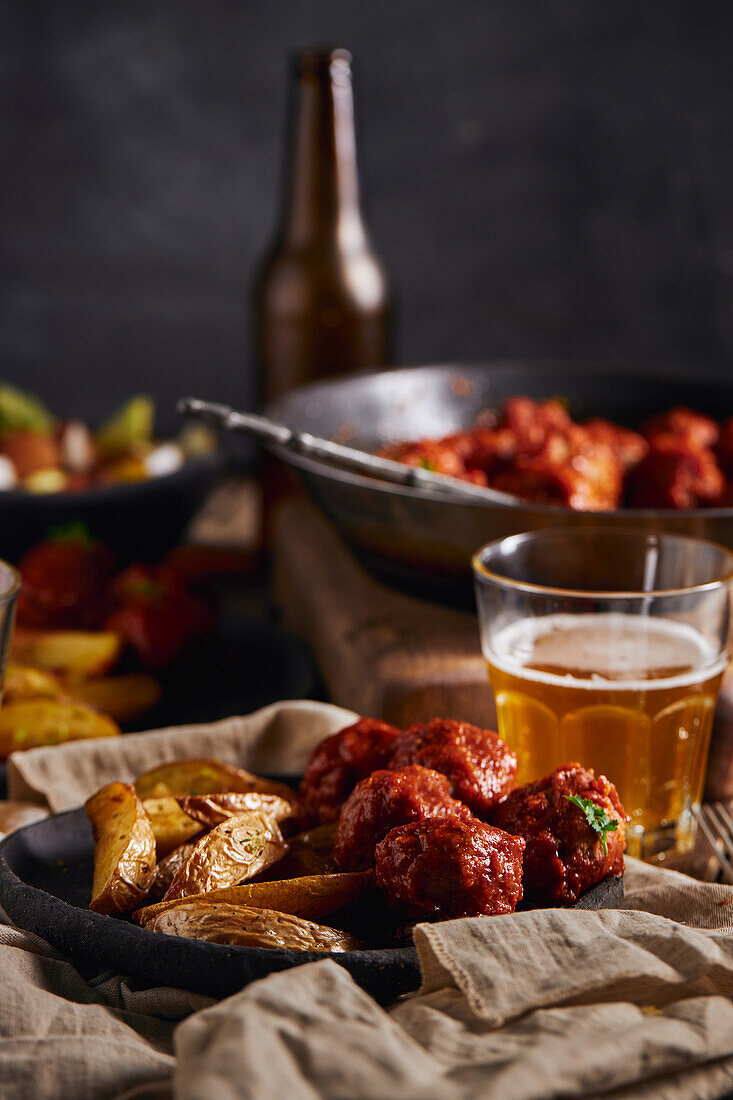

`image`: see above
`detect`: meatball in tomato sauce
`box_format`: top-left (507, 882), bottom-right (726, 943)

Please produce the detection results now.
top-left (389, 718), bottom-right (517, 816)
top-left (716, 416), bottom-right (733, 477)
top-left (333, 765), bottom-right (471, 872)
top-left (498, 396), bottom-right (571, 452)
top-left (375, 816), bottom-right (525, 920)
top-left (582, 418), bottom-right (648, 470)
top-left (491, 763), bottom-right (626, 907)
top-left (626, 443), bottom-right (725, 509)
top-left (641, 406), bottom-right (719, 451)
top-left (299, 717), bottom-right (401, 824)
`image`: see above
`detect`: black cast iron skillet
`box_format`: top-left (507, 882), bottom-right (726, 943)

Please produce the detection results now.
top-left (0, 806), bottom-right (623, 1004)
top-left (265, 362), bottom-right (733, 595)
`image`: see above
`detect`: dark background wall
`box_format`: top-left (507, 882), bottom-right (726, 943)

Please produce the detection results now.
top-left (2, 0), bottom-right (733, 432)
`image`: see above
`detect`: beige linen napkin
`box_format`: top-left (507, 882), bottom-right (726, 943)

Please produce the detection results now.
top-left (2, 702), bottom-right (733, 1100)
top-left (173, 860), bottom-right (733, 1100)
top-left (6, 699), bottom-right (358, 810)
top-left (1, 914), bottom-right (183, 1100)
top-left (2, 701), bottom-right (357, 1100)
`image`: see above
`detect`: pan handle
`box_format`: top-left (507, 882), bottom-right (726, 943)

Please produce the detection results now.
top-left (178, 396), bottom-right (511, 503)
top-left (178, 398), bottom-right (293, 448)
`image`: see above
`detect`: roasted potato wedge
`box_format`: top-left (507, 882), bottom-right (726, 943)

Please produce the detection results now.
top-left (62, 673), bottom-right (161, 722)
top-left (148, 842), bottom-right (197, 901)
top-left (13, 630), bottom-right (122, 678)
top-left (257, 821), bottom-right (337, 880)
top-left (134, 758), bottom-right (297, 804)
top-left (142, 797), bottom-right (204, 857)
top-left (163, 812), bottom-right (286, 901)
top-left (4, 663), bottom-right (61, 701)
top-left (136, 871), bottom-right (371, 927)
top-left (85, 782), bottom-right (156, 914)
top-left (0, 699), bottom-right (120, 758)
top-left (148, 902), bottom-right (360, 952)
top-left (177, 792), bottom-right (294, 829)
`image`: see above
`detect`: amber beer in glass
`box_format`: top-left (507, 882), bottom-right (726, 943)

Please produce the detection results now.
top-left (0, 557), bottom-right (20, 703)
top-left (473, 529), bottom-right (733, 859)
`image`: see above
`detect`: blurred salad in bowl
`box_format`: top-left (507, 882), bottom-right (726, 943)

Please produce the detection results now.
top-left (0, 387), bottom-right (217, 494)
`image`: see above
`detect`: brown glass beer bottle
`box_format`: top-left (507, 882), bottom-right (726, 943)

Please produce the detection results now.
top-left (254, 48), bottom-right (391, 403)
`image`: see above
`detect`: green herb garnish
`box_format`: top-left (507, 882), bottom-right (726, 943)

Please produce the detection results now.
top-left (419, 457), bottom-right (436, 471)
top-left (564, 794), bottom-right (619, 854)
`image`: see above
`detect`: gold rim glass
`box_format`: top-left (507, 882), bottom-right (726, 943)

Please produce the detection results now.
top-left (472, 527), bottom-right (733, 861)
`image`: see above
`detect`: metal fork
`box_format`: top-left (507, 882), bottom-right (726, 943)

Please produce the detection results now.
top-left (696, 802), bottom-right (733, 884)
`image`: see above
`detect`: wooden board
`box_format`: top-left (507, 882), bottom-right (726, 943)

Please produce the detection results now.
top-left (273, 500), bottom-right (498, 730)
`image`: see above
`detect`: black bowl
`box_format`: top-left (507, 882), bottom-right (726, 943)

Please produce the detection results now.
top-left (0, 452), bottom-right (223, 561)
top-left (0, 807), bottom-right (624, 1005)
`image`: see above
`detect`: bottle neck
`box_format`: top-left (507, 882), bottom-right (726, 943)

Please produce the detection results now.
top-left (282, 49), bottom-right (366, 250)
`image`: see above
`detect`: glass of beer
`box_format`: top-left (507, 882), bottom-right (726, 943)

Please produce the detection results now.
top-left (473, 528), bottom-right (733, 860)
top-left (0, 557), bottom-right (20, 696)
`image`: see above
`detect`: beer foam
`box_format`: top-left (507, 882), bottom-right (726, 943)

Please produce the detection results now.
top-left (487, 613), bottom-right (726, 691)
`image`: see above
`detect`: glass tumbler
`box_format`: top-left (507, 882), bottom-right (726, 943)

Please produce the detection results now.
top-left (0, 557), bottom-right (20, 700)
top-left (473, 528), bottom-right (733, 860)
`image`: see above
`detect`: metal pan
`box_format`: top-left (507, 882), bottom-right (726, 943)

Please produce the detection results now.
top-left (266, 362), bottom-right (733, 591)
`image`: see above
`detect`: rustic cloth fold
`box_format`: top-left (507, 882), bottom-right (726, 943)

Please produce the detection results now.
top-left (6, 700), bottom-right (358, 811)
top-left (2, 703), bottom-right (733, 1100)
